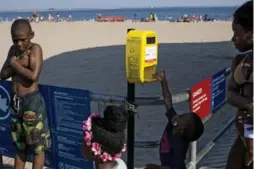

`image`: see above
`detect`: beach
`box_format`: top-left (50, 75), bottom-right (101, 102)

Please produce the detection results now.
top-left (0, 21), bottom-right (233, 61)
top-left (0, 21), bottom-right (237, 168)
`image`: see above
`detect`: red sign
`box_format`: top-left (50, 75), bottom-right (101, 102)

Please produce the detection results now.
top-left (190, 77), bottom-right (211, 120)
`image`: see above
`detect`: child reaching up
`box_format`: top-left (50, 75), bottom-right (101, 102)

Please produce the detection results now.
top-left (145, 70), bottom-right (204, 169)
top-left (81, 105), bottom-right (128, 169)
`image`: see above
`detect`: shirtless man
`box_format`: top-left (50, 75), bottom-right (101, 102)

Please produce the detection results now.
top-left (0, 19), bottom-right (51, 169)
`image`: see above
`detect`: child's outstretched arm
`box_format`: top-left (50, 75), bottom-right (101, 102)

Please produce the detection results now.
top-left (153, 70), bottom-right (173, 111)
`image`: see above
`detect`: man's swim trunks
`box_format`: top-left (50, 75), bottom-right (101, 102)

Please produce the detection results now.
top-left (10, 91), bottom-right (51, 155)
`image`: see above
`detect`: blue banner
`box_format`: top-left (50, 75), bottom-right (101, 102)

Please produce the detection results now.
top-left (0, 81), bottom-right (93, 169)
top-left (53, 133), bottom-right (93, 169)
top-left (211, 68), bottom-right (227, 112)
top-left (0, 81), bottom-right (15, 157)
top-left (0, 81), bottom-right (12, 124)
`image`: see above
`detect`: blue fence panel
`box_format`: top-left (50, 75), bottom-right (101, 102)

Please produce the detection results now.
top-left (211, 68), bottom-right (227, 112)
top-left (0, 81), bottom-right (93, 169)
top-left (0, 81), bottom-right (15, 157)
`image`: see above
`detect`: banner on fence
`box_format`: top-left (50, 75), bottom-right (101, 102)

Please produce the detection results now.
top-left (190, 78), bottom-right (211, 119)
top-left (211, 68), bottom-right (227, 112)
top-left (0, 80), bottom-right (93, 169)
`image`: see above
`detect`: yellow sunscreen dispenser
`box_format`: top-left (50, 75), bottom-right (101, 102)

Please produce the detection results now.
top-left (125, 30), bottom-right (158, 83)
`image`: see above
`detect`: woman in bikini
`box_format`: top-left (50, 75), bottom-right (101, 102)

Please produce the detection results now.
top-left (226, 1), bottom-right (253, 169)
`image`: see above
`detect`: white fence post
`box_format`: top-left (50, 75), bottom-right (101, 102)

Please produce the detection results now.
top-left (190, 141), bottom-right (197, 169)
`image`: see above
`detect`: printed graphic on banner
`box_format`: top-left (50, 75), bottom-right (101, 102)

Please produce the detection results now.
top-left (48, 86), bottom-right (90, 135)
top-left (211, 68), bottom-right (227, 112)
top-left (211, 68), bottom-right (227, 111)
top-left (0, 125), bottom-right (13, 145)
top-left (190, 78), bottom-right (211, 119)
top-left (54, 133), bottom-right (93, 169)
top-left (0, 81), bottom-right (11, 122)
top-left (0, 125), bottom-right (16, 157)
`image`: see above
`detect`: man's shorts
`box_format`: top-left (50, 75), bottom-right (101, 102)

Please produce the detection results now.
top-left (10, 91), bottom-right (51, 155)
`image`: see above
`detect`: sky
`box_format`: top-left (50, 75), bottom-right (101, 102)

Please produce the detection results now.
top-left (0, 0), bottom-right (247, 11)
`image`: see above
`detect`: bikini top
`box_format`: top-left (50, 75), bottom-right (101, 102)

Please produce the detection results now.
top-left (233, 50), bottom-right (253, 85)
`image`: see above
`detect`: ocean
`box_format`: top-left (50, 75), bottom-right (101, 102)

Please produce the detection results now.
top-left (0, 7), bottom-right (237, 21)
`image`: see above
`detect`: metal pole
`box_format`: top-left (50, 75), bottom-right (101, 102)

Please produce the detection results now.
top-left (188, 89), bottom-right (197, 169)
top-left (190, 141), bottom-right (197, 169)
top-left (127, 28), bottom-right (136, 169)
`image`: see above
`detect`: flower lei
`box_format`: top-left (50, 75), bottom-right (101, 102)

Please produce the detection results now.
top-left (82, 113), bottom-right (126, 162)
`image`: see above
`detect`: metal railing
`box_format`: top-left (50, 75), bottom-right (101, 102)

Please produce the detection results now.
top-left (91, 67), bottom-right (232, 169)
top-left (0, 68), bottom-right (232, 169)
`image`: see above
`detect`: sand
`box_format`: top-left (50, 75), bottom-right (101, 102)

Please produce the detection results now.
top-left (0, 21), bottom-right (232, 66)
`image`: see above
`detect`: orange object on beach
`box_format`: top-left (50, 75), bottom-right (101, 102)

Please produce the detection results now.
top-left (97, 16), bottom-right (125, 22)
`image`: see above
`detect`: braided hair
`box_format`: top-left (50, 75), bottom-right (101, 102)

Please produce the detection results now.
top-left (91, 105), bottom-right (129, 155)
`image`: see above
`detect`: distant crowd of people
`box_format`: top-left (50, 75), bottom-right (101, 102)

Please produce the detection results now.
top-left (0, 12), bottom-right (73, 23)
top-left (169, 14), bottom-right (217, 22)
top-left (132, 13), bottom-right (226, 23)
top-left (132, 12), bottom-right (158, 22)
top-left (27, 12), bottom-right (72, 22)
top-left (0, 11), bottom-right (224, 23)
